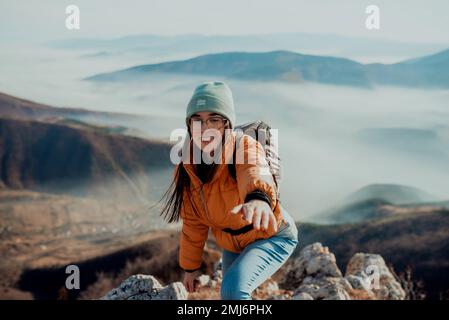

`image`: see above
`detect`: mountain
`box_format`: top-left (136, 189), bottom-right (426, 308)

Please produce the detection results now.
top-left (315, 184), bottom-right (444, 224)
top-left (85, 50), bottom-right (371, 87)
top-left (0, 116), bottom-right (172, 200)
top-left (85, 48), bottom-right (449, 88)
top-left (344, 184), bottom-right (439, 205)
top-left (0, 91), bottom-right (119, 121)
top-left (0, 92), bottom-right (159, 137)
top-left (48, 32), bottom-right (446, 63)
top-left (0, 91), bottom-right (176, 199)
top-left (366, 48), bottom-right (449, 87)
top-left (401, 48), bottom-right (449, 67)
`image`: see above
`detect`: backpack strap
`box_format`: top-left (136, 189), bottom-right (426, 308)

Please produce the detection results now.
top-left (228, 126), bottom-right (261, 181)
top-left (228, 135), bottom-right (239, 181)
top-left (228, 128), bottom-right (281, 200)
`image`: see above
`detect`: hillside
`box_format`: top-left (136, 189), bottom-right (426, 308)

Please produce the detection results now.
top-left (0, 117), bottom-right (173, 200)
top-left (85, 50), bottom-right (370, 87)
top-left (345, 184), bottom-right (439, 205)
top-left (0, 92), bottom-right (159, 137)
top-left (2, 192), bottom-right (447, 299)
top-left (0, 91), bottom-right (109, 121)
top-left (315, 183), bottom-right (447, 224)
top-left (85, 48), bottom-right (449, 88)
top-left (366, 48), bottom-right (449, 87)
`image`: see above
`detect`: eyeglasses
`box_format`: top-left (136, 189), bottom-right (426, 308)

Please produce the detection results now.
top-left (189, 116), bottom-right (228, 129)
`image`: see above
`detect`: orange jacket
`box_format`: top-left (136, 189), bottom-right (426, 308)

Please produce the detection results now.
top-left (178, 132), bottom-right (286, 271)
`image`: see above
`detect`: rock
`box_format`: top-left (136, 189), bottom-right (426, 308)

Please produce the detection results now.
top-left (292, 292), bottom-right (314, 300)
top-left (100, 274), bottom-right (188, 300)
top-left (280, 243), bottom-right (343, 290)
top-left (195, 274), bottom-right (219, 289)
top-left (261, 278), bottom-right (280, 297)
top-left (268, 293), bottom-right (292, 300)
top-left (345, 274), bottom-right (374, 293)
top-left (198, 274), bottom-right (211, 287)
top-left (280, 243), bottom-right (353, 300)
top-left (213, 258), bottom-right (223, 283)
top-left (294, 276), bottom-right (352, 300)
top-left (213, 270), bottom-right (222, 282)
top-left (251, 277), bottom-right (283, 299)
top-left (345, 253), bottom-right (406, 300)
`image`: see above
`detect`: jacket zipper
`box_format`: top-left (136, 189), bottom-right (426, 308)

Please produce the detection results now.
top-left (199, 187), bottom-right (242, 252)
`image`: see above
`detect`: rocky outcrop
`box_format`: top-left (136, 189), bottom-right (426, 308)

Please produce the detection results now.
top-left (280, 243), bottom-right (351, 300)
top-left (99, 243), bottom-right (406, 300)
top-left (101, 275), bottom-right (188, 300)
top-left (281, 243), bottom-right (406, 300)
top-left (345, 253), bottom-right (406, 300)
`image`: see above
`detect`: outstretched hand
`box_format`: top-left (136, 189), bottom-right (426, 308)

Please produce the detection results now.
top-left (230, 200), bottom-right (278, 232)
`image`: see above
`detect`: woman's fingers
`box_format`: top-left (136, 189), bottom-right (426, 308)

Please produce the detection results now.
top-left (232, 202), bottom-right (278, 232)
top-left (184, 276), bottom-right (194, 292)
top-left (270, 212), bottom-right (278, 232)
top-left (252, 207), bottom-right (262, 230)
top-left (193, 279), bottom-right (199, 291)
top-left (243, 204), bottom-right (254, 223)
top-left (262, 210), bottom-right (270, 230)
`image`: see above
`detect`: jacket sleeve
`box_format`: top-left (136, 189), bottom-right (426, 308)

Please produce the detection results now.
top-left (235, 135), bottom-right (278, 211)
top-left (179, 203), bottom-right (210, 272)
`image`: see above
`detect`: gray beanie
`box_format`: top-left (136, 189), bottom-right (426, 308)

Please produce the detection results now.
top-left (186, 81), bottom-right (236, 128)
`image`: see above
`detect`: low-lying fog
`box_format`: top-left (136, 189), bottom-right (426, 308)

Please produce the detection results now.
top-left (1, 43), bottom-right (449, 221)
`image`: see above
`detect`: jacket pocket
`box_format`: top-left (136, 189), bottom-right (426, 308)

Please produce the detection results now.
top-left (212, 228), bottom-right (242, 253)
top-left (234, 227), bottom-right (269, 249)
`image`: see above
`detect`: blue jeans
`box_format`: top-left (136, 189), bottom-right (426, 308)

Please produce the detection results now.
top-left (220, 206), bottom-right (299, 300)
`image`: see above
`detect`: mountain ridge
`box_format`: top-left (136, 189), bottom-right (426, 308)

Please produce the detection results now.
top-left (85, 48), bottom-right (449, 88)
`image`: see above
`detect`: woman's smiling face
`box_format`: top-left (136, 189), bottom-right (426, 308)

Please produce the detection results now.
top-left (189, 111), bottom-right (228, 151)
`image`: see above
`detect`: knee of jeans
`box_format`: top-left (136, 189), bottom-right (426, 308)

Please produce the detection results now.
top-left (220, 274), bottom-right (250, 300)
top-left (291, 237), bottom-right (299, 247)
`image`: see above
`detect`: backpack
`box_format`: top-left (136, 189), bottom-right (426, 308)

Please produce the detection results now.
top-left (228, 121), bottom-right (281, 199)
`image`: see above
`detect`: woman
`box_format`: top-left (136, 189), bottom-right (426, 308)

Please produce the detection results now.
top-left (161, 81), bottom-right (298, 300)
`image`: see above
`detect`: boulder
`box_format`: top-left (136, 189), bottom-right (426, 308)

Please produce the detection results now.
top-left (345, 253), bottom-right (406, 300)
top-left (293, 276), bottom-right (352, 300)
top-left (280, 243), bottom-right (343, 290)
top-left (101, 274), bottom-right (188, 300)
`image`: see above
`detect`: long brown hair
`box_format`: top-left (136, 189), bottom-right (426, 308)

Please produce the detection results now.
top-left (159, 122), bottom-right (229, 223)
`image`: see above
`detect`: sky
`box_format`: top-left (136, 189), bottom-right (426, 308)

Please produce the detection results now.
top-left (1, 0), bottom-right (449, 44)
